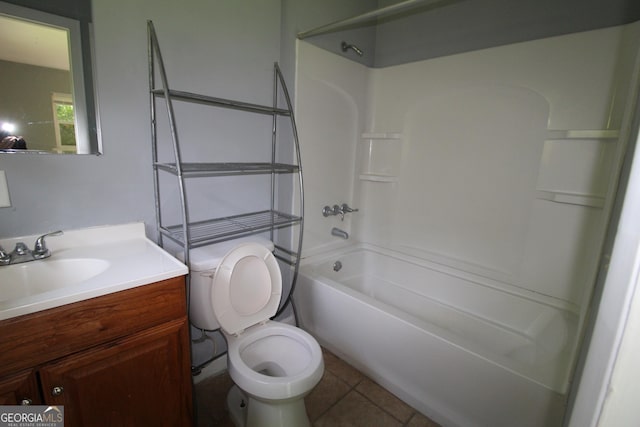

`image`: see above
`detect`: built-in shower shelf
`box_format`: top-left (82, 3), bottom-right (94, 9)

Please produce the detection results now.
top-left (359, 174), bottom-right (398, 183)
top-left (545, 129), bottom-right (619, 140)
top-left (536, 190), bottom-right (604, 208)
top-left (360, 132), bottom-right (403, 179)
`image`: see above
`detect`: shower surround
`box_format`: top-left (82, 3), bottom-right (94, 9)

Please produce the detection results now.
top-left (294, 21), bottom-right (640, 427)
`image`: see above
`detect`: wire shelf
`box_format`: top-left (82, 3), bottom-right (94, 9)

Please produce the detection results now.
top-left (152, 89), bottom-right (291, 116)
top-left (155, 162), bottom-right (299, 177)
top-left (161, 210), bottom-right (302, 247)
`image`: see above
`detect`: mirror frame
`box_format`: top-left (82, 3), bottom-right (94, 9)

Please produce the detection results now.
top-left (0, 0), bottom-right (101, 155)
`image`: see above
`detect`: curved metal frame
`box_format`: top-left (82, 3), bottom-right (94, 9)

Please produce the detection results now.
top-left (148, 21), bottom-right (191, 271)
top-left (272, 63), bottom-right (305, 320)
top-left (147, 21), bottom-right (305, 371)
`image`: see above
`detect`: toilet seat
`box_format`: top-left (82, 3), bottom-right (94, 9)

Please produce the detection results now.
top-left (212, 243), bottom-right (282, 335)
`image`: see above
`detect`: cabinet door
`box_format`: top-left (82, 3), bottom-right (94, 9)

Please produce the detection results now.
top-left (0, 369), bottom-right (41, 405)
top-left (40, 318), bottom-right (192, 426)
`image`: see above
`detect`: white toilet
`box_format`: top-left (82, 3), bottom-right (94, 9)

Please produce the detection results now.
top-left (188, 237), bottom-right (324, 427)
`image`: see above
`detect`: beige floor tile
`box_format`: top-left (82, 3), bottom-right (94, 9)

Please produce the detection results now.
top-left (305, 370), bottom-right (351, 421)
top-left (322, 348), bottom-right (365, 387)
top-left (314, 390), bottom-right (402, 427)
top-left (194, 348), bottom-right (441, 427)
top-left (406, 412), bottom-right (442, 427)
top-left (355, 378), bottom-right (414, 423)
top-left (195, 372), bottom-right (234, 427)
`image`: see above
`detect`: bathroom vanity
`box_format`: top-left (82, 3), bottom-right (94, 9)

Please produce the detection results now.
top-left (0, 223), bottom-right (191, 425)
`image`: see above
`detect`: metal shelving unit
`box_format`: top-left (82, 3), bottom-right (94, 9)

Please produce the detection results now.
top-left (147, 21), bottom-right (304, 347)
top-left (162, 211), bottom-right (302, 248)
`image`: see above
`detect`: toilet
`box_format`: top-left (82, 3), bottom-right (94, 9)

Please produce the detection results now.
top-left (187, 237), bottom-right (324, 427)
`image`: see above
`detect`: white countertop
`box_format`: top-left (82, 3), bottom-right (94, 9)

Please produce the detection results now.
top-left (0, 223), bottom-right (188, 320)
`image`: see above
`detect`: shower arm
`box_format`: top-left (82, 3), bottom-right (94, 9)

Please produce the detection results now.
top-left (341, 41), bottom-right (363, 56)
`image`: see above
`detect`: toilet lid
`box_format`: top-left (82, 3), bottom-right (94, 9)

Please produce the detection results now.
top-left (211, 243), bottom-right (282, 335)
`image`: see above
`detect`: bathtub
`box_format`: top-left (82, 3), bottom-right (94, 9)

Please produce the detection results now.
top-left (294, 244), bottom-right (577, 427)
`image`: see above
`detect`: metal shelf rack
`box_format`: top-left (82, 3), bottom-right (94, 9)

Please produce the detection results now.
top-left (147, 21), bottom-right (305, 370)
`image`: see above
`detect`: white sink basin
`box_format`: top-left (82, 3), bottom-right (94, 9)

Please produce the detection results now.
top-left (0, 223), bottom-right (188, 321)
top-left (0, 258), bottom-right (110, 302)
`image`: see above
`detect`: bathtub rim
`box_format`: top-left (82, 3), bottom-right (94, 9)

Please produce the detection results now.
top-left (298, 242), bottom-right (577, 393)
top-left (301, 242), bottom-right (579, 314)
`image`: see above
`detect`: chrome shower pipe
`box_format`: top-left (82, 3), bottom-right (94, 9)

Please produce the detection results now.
top-left (341, 41), bottom-right (364, 56)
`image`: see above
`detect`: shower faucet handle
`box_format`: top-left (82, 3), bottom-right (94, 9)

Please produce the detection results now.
top-left (339, 203), bottom-right (359, 220)
top-left (322, 204), bottom-right (344, 219)
top-left (340, 203), bottom-right (358, 214)
top-left (322, 203), bottom-right (359, 221)
top-left (333, 205), bottom-right (344, 220)
top-left (322, 205), bottom-right (336, 217)
top-left (0, 246), bottom-right (9, 265)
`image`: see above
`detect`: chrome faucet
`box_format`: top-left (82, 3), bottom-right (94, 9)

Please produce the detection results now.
top-left (322, 203), bottom-right (359, 221)
top-left (0, 246), bottom-right (9, 266)
top-left (331, 227), bottom-right (349, 239)
top-left (339, 203), bottom-right (358, 216)
top-left (0, 230), bottom-right (63, 266)
top-left (322, 205), bottom-right (341, 219)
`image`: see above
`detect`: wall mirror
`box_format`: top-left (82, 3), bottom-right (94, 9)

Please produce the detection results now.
top-left (0, 0), bottom-right (101, 155)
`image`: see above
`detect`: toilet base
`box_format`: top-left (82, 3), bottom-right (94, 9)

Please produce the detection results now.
top-left (226, 384), bottom-right (311, 427)
top-left (227, 385), bottom-right (247, 427)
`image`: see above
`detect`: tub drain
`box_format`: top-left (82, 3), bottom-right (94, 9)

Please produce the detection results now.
top-left (333, 261), bottom-right (342, 272)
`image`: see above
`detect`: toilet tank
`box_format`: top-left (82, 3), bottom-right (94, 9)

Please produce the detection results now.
top-left (179, 237), bottom-right (275, 331)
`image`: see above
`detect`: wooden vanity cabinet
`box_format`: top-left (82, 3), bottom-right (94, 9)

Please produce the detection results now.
top-left (0, 369), bottom-right (41, 405)
top-left (0, 276), bottom-right (193, 426)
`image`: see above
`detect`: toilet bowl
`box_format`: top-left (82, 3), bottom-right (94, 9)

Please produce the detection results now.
top-left (188, 239), bottom-right (324, 427)
top-left (226, 322), bottom-right (324, 427)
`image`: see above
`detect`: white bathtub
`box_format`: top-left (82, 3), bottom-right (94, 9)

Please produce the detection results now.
top-left (294, 244), bottom-right (577, 427)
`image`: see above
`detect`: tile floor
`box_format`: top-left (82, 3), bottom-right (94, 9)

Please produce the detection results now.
top-left (195, 348), bottom-right (441, 427)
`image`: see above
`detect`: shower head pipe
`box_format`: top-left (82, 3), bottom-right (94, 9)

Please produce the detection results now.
top-left (341, 41), bottom-right (364, 56)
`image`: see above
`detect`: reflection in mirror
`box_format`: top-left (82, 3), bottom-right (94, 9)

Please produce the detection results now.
top-left (0, 1), bottom-right (100, 154)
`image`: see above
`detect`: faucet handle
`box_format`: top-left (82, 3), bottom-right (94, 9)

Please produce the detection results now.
top-left (0, 246), bottom-right (9, 265)
top-left (33, 230), bottom-right (63, 259)
top-left (340, 203), bottom-right (359, 214)
top-left (333, 204), bottom-right (344, 220)
top-left (13, 242), bottom-right (29, 255)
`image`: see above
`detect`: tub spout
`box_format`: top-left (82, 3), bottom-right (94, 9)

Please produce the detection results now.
top-left (331, 227), bottom-right (349, 239)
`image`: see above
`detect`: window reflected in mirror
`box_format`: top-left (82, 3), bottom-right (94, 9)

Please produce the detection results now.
top-left (0, 0), bottom-right (100, 155)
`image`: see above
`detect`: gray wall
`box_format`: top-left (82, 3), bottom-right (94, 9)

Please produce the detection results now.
top-left (0, 0), bottom-right (374, 239)
top-left (298, 0), bottom-right (640, 68)
top-left (0, 0), bottom-right (282, 237)
top-left (374, 0), bottom-right (640, 67)
top-left (0, 60), bottom-right (71, 152)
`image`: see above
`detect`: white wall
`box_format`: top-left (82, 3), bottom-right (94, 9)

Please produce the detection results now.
top-left (295, 41), bottom-right (369, 256)
top-left (297, 24), bottom-right (640, 311)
